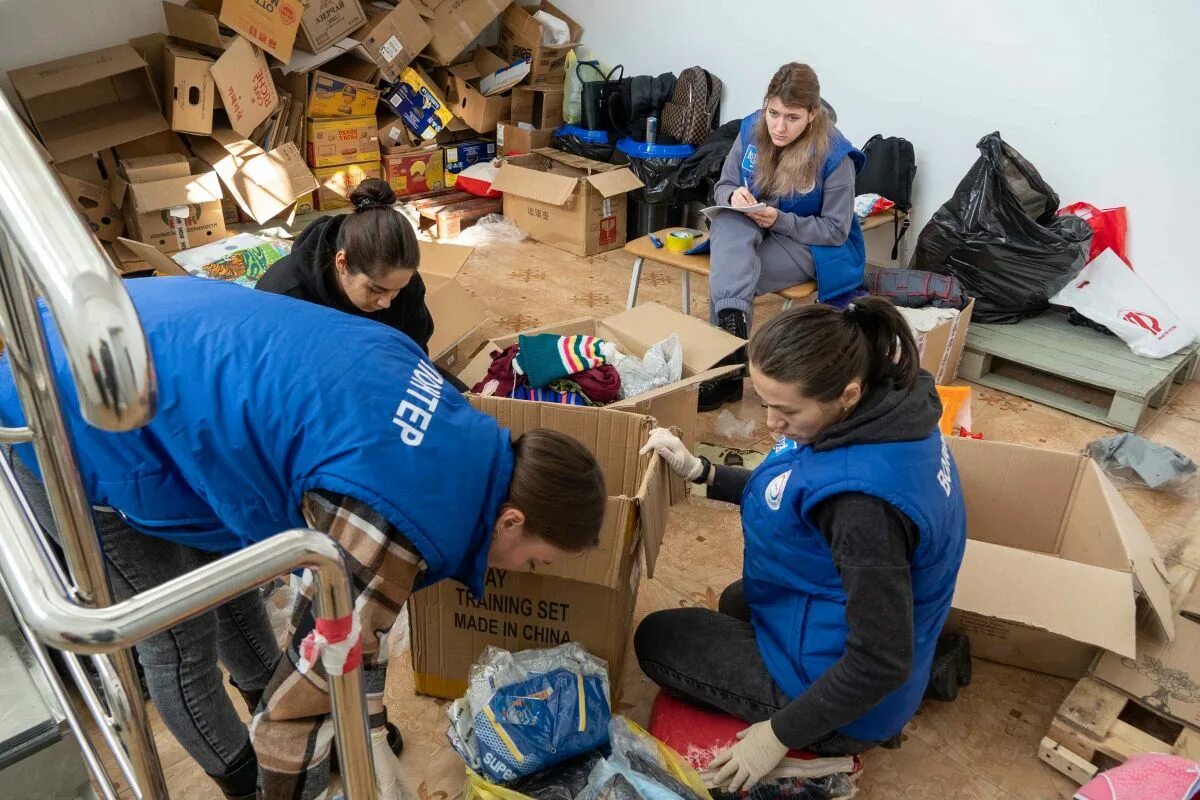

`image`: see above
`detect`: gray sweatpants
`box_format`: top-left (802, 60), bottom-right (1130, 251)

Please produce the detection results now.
top-left (708, 210), bottom-right (816, 328)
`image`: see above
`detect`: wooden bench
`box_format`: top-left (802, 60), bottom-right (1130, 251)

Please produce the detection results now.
top-left (961, 309), bottom-right (1199, 431)
top-left (624, 227), bottom-right (816, 315)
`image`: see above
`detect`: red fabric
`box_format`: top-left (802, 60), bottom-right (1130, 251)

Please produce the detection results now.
top-left (570, 365), bottom-right (621, 404)
top-left (315, 614), bottom-right (355, 643)
top-left (455, 163), bottom-right (502, 198)
top-left (1059, 202), bottom-right (1130, 267)
top-left (471, 345), bottom-right (523, 397)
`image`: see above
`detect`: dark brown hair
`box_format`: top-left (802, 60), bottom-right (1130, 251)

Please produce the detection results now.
top-left (752, 63), bottom-right (832, 198)
top-left (507, 429), bottom-right (606, 551)
top-left (748, 297), bottom-right (920, 401)
top-left (335, 178), bottom-right (419, 279)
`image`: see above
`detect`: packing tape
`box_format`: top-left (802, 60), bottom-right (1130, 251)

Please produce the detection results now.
top-left (665, 230), bottom-right (694, 252)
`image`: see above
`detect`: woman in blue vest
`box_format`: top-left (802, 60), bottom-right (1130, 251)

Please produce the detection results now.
top-left (637, 297), bottom-right (966, 792)
top-left (700, 63), bottom-right (866, 410)
top-left (0, 278), bottom-right (606, 800)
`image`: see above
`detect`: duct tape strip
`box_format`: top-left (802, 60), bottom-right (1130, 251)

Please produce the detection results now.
top-left (298, 612), bottom-right (363, 676)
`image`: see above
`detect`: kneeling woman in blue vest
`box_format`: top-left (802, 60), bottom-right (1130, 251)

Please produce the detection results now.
top-left (701, 62), bottom-right (866, 411)
top-left (638, 298), bottom-right (966, 792)
top-left (0, 278), bottom-right (606, 800)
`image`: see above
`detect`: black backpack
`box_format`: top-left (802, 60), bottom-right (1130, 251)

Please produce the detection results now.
top-left (856, 135), bottom-right (916, 258)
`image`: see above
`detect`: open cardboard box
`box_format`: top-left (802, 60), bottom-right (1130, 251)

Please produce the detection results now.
top-left (417, 0), bottom-right (513, 66)
top-left (491, 148), bottom-right (644, 256)
top-left (457, 301), bottom-right (743, 453)
top-left (8, 44), bottom-right (169, 163)
top-left (918, 298), bottom-right (975, 384)
top-left (496, 121), bottom-right (554, 155)
top-left (945, 437), bottom-right (1173, 679)
top-left (189, 128), bottom-right (318, 225)
top-left (416, 240), bottom-right (486, 366)
top-left (439, 49), bottom-right (519, 134)
top-left (350, 0), bottom-right (432, 83)
top-left (112, 154), bottom-right (226, 254)
top-left (410, 398), bottom-right (675, 699)
top-left (495, 0), bottom-right (582, 86)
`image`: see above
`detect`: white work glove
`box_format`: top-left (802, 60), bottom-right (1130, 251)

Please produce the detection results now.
top-left (705, 720), bottom-right (789, 793)
top-left (371, 727), bottom-right (413, 800)
top-left (639, 427), bottom-right (704, 482)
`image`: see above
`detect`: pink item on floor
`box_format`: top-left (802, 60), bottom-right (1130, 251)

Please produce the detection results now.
top-left (1074, 753), bottom-right (1200, 800)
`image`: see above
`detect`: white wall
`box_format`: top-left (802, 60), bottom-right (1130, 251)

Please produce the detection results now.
top-left (550, 0), bottom-right (1200, 327)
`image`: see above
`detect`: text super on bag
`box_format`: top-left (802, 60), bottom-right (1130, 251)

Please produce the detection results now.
top-left (912, 132), bottom-right (1093, 323)
top-left (1051, 249), bottom-right (1197, 358)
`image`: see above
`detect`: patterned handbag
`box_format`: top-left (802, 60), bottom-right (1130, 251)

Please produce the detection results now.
top-left (661, 66), bottom-right (723, 146)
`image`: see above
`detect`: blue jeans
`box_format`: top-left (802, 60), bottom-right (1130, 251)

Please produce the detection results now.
top-left (9, 452), bottom-right (281, 777)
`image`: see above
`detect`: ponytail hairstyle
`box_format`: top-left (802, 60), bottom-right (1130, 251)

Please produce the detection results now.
top-left (507, 429), bottom-right (606, 552)
top-left (752, 63), bottom-right (833, 199)
top-left (335, 178), bottom-right (419, 279)
top-left (748, 297), bottom-right (920, 401)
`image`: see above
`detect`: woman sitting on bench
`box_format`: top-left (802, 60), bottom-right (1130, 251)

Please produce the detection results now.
top-left (701, 63), bottom-right (867, 410)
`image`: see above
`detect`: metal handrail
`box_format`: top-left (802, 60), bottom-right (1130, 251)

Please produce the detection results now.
top-left (0, 91), bottom-right (377, 797)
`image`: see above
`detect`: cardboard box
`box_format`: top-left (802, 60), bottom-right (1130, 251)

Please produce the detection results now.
top-left (210, 37), bottom-right (279, 140)
top-left (111, 237), bottom-right (188, 276)
top-left (114, 154), bottom-right (226, 254)
top-left (162, 1), bottom-right (234, 53)
top-left (914, 298), bottom-right (975, 384)
top-left (491, 149), bottom-right (643, 256)
top-left (218, 0), bottom-right (304, 63)
top-left (1091, 614), bottom-right (1200, 730)
top-left (495, 1), bottom-right (582, 85)
top-left (443, 139), bottom-right (495, 187)
top-left (511, 85), bottom-right (564, 129)
top-left (943, 437), bottom-right (1173, 680)
top-left (381, 66), bottom-right (454, 141)
top-left (298, 0), bottom-right (367, 55)
top-left (163, 43), bottom-right (216, 135)
top-left (306, 116), bottom-right (380, 167)
top-left (496, 121), bottom-right (553, 155)
top-left (418, 240), bottom-right (486, 362)
top-left (312, 159), bottom-right (383, 210)
top-left (419, 0), bottom-right (512, 66)
top-left (129, 32), bottom-right (169, 111)
top-left (440, 49), bottom-right (517, 133)
top-left (457, 302), bottom-right (743, 450)
top-left (350, 0), bottom-right (432, 83)
top-left (7, 44), bottom-right (169, 163)
top-left (189, 128), bottom-right (319, 224)
top-left (308, 71), bottom-right (380, 118)
top-left (56, 172), bottom-right (125, 242)
top-left (383, 146), bottom-right (445, 197)
top-left (378, 110), bottom-right (472, 152)
top-left (410, 399), bottom-right (674, 699)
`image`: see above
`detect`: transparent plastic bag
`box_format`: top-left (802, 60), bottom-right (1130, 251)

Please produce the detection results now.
top-left (1085, 433), bottom-right (1197, 494)
top-left (578, 718), bottom-right (711, 800)
top-left (613, 335), bottom-right (683, 399)
top-left (709, 774), bottom-right (856, 800)
top-left (449, 214), bottom-right (528, 246)
top-left (714, 410), bottom-right (756, 440)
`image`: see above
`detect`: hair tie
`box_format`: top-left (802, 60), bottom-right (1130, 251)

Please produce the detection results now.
top-left (356, 198), bottom-right (377, 210)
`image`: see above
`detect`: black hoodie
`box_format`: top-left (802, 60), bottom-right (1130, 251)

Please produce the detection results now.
top-left (708, 372), bottom-right (943, 748)
top-left (256, 215), bottom-right (434, 353)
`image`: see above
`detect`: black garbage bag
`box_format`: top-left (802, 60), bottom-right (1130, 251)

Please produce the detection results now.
top-left (551, 129), bottom-right (616, 163)
top-left (617, 154), bottom-right (683, 204)
top-left (672, 118), bottom-right (741, 197)
top-left (911, 132), bottom-right (1093, 324)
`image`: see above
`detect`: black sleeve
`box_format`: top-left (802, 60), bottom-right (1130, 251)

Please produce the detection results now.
top-left (708, 464), bottom-right (752, 506)
top-left (769, 493), bottom-right (920, 748)
top-left (397, 275), bottom-right (434, 355)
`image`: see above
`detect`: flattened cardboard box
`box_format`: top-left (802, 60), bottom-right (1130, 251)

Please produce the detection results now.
top-left (495, 0), bottom-right (582, 85)
top-left (351, 0), bottom-right (432, 83)
top-left (417, 240), bottom-right (485, 362)
top-left (456, 301), bottom-right (743, 453)
top-left (219, 0), bottom-right (304, 63)
top-left (490, 149), bottom-right (644, 256)
top-left (209, 37), bottom-right (279, 140)
top-left (943, 437), bottom-right (1173, 680)
top-left (7, 44), bottom-right (169, 163)
top-left (410, 400), bottom-right (674, 698)
top-left (163, 43), bottom-right (216, 135)
top-left (297, 0), bottom-right (367, 55)
top-left (419, 0), bottom-right (513, 66)
top-left (189, 128), bottom-right (318, 224)
top-left (1091, 615), bottom-right (1200, 730)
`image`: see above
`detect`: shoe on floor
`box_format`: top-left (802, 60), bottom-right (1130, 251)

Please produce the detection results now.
top-left (698, 309), bottom-right (748, 412)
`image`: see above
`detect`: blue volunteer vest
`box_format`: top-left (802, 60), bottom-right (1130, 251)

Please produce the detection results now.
top-left (0, 278), bottom-right (513, 596)
top-left (738, 112), bottom-right (867, 301)
top-left (741, 433), bottom-right (966, 741)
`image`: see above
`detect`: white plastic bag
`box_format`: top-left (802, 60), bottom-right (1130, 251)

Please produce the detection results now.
top-left (1050, 249), bottom-right (1196, 358)
top-left (612, 335), bottom-right (683, 399)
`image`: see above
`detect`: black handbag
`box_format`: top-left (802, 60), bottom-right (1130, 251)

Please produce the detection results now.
top-left (578, 63), bottom-right (623, 133)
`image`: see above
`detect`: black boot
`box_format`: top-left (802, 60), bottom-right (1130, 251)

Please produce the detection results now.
top-left (697, 309), bottom-right (748, 412)
top-left (209, 743), bottom-right (258, 800)
top-left (924, 633), bottom-right (972, 702)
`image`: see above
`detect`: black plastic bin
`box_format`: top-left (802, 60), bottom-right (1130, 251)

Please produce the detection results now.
top-left (613, 137), bottom-right (695, 238)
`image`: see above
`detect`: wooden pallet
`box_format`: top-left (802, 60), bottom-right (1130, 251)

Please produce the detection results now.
top-left (961, 310), bottom-right (1199, 431)
top-left (1039, 677), bottom-right (1200, 784)
top-left (406, 189), bottom-right (503, 240)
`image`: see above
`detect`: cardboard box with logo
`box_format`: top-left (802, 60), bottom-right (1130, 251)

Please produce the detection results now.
top-left (511, 85), bottom-right (564, 130)
top-left (418, 0), bottom-right (513, 66)
top-left (439, 49), bottom-right (524, 134)
top-left (457, 302), bottom-right (743, 450)
top-left (496, 121), bottom-right (553, 156)
top-left (943, 437), bottom-right (1173, 680)
top-left (218, 0), bottom-right (304, 63)
top-left (163, 43), bottom-right (216, 135)
top-left (1089, 614), bottom-right (1200, 733)
top-left (311, 159), bottom-right (383, 210)
top-left (7, 44), bottom-right (170, 163)
top-left (443, 140), bottom-right (495, 188)
top-left (189, 128), bottom-right (319, 224)
top-left (495, 1), bottom-right (582, 86)
top-left (308, 71), bottom-right (380, 118)
top-left (306, 116), bottom-right (380, 167)
top-left (417, 240), bottom-right (486, 366)
top-left (410, 399), bottom-right (674, 699)
top-left (351, 0), bottom-right (432, 83)
top-left (209, 37), bottom-right (279, 139)
top-left (297, 0), bottom-right (367, 54)
top-left (491, 149), bottom-right (643, 256)
top-left (56, 172), bottom-right (125, 243)
top-left (382, 66), bottom-right (455, 142)
top-left (383, 145), bottom-right (445, 197)
top-left (113, 154), bottom-right (226, 254)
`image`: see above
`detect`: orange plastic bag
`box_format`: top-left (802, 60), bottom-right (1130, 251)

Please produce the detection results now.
top-left (936, 386), bottom-right (972, 435)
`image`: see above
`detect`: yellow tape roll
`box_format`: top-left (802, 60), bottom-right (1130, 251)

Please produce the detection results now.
top-left (665, 230), bottom-right (694, 252)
